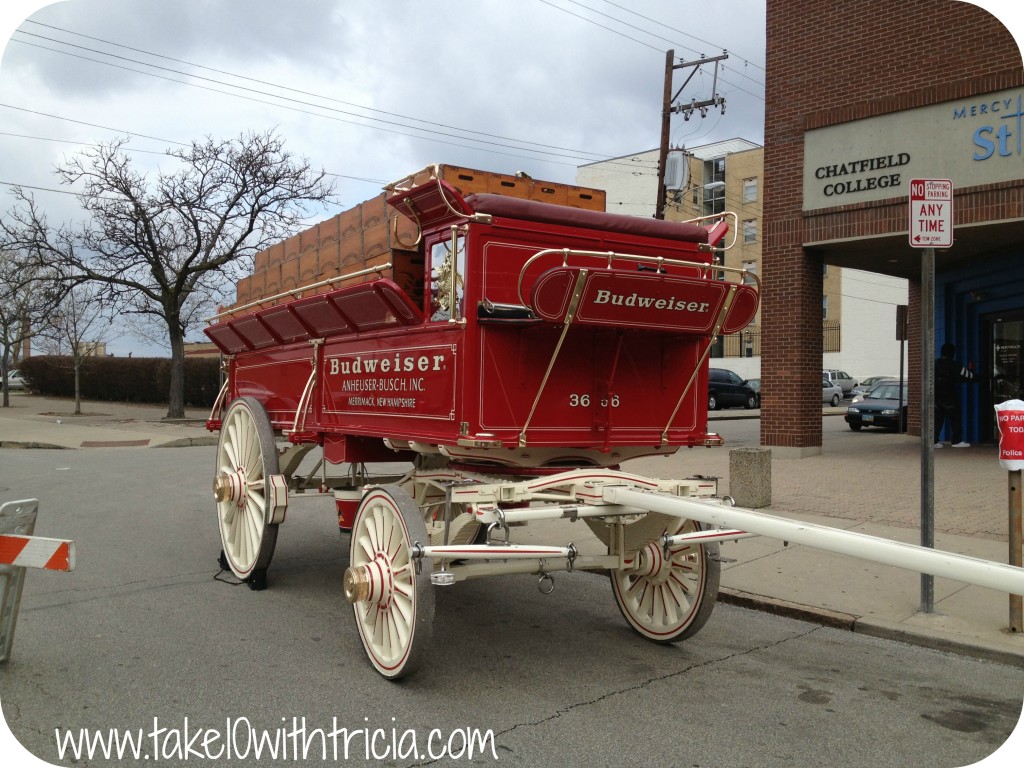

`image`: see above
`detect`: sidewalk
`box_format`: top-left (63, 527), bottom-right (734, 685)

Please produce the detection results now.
top-left (0, 391), bottom-right (216, 449)
top-left (2, 391), bottom-right (1023, 665)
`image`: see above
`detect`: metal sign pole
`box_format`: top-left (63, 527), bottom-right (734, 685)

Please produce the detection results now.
top-left (909, 179), bottom-right (949, 616)
top-left (1011, 469), bottom-right (1022, 632)
top-left (920, 248), bottom-right (935, 613)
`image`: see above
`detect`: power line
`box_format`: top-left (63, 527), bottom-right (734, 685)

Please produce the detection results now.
top-left (537, 0), bottom-right (765, 100)
top-left (561, 0), bottom-right (765, 92)
top-left (11, 42), bottom-right (617, 172)
top-left (0, 130), bottom-right (387, 185)
top-left (12, 34), bottom-right (612, 165)
top-left (0, 102), bottom-right (187, 146)
top-left (535, 0), bottom-right (662, 51)
top-left (596, 0), bottom-right (765, 72)
top-left (19, 21), bottom-right (623, 164)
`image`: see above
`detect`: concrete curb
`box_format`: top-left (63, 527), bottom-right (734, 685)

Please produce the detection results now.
top-left (719, 587), bottom-right (1024, 667)
top-left (0, 441), bottom-right (70, 450)
top-left (852, 617), bottom-right (1024, 668)
top-left (158, 437), bottom-right (220, 448)
top-left (718, 587), bottom-right (859, 630)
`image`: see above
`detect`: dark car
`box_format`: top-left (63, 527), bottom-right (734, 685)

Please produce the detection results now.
top-left (746, 378), bottom-right (761, 407)
top-left (844, 381), bottom-right (908, 431)
top-left (708, 368), bottom-right (758, 410)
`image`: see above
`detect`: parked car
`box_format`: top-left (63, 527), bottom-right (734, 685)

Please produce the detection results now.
top-left (844, 381), bottom-right (908, 431)
top-left (745, 378), bottom-right (761, 407)
top-left (823, 369), bottom-right (858, 395)
top-left (849, 376), bottom-right (896, 400)
top-left (708, 368), bottom-right (758, 410)
top-left (4, 369), bottom-right (27, 391)
top-left (822, 379), bottom-right (842, 407)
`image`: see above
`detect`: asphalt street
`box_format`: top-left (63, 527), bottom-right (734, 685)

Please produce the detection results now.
top-left (1, 446), bottom-right (1023, 767)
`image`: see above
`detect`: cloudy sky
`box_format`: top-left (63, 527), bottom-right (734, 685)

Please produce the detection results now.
top-left (0, 1), bottom-right (768, 214)
top-left (0, 0), bottom-right (1021, 356)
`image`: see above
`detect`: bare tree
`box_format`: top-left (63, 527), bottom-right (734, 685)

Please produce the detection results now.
top-left (35, 282), bottom-right (110, 415)
top-left (0, 249), bottom-right (63, 407)
top-left (3, 129), bottom-right (334, 417)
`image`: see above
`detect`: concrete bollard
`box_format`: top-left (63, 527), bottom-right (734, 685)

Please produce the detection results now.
top-left (729, 447), bottom-right (772, 509)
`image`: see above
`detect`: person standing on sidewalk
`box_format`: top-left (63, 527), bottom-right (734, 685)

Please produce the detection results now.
top-left (934, 342), bottom-right (976, 448)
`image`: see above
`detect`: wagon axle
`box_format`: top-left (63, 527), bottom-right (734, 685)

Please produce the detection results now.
top-left (212, 469), bottom-right (246, 505)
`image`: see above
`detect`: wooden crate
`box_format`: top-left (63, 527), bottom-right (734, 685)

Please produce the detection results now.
top-left (283, 233), bottom-right (300, 263)
top-left (264, 242), bottom-right (285, 269)
top-left (299, 250), bottom-right (320, 284)
top-left (233, 163), bottom-right (609, 309)
top-left (337, 205), bottom-right (362, 239)
top-left (299, 227), bottom-right (320, 266)
top-left (361, 193), bottom-right (388, 229)
top-left (362, 219), bottom-right (390, 259)
top-left (235, 275), bottom-right (252, 306)
top-left (264, 263), bottom-right (282, 297)
top-left (280, 257), bottom-right (300, 294)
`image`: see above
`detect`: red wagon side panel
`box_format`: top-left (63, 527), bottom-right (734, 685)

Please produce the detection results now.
top-left (207, 178), bottom-right (757, 468)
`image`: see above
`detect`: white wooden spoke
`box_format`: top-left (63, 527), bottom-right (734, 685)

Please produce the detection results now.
top-left (347, 486), bottom-right (434, 679)
top-left (611, 518), bottom-right (720, 643)
top-left (214, 397), bottom-right (280, 582)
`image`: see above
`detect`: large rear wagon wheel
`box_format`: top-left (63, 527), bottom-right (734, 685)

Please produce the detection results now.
top-left (611, 517), bottom-right (720, 643)
top-left (345, 485), bottom-right (434, 679)
top-left (214, 397), bottom-right (284, 590)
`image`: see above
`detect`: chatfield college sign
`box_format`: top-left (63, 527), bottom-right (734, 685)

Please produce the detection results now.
top-left (803, 87), bottom-right (1024, 211)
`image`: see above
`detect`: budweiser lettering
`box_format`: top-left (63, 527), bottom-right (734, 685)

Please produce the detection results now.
top-left (329, 352), bottom-right (446, 376)
top-left (592, 289), bottom-right (711, 313)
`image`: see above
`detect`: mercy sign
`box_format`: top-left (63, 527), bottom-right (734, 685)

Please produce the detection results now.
top-left (909, 178), bottom-right (953, 248)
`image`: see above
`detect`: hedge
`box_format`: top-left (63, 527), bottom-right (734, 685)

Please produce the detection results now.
top-left (18, 355), bottom-right (222, 408)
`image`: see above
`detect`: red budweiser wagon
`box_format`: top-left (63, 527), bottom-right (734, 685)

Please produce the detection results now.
top-left (204, 166), bottom-right (759, 678)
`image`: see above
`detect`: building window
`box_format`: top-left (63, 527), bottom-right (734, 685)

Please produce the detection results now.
top-left (702, 157), bottom-right (726, 216)
top-left (743, 219), bottom-right (757, 243)
top-left (743, 177), bottom-right (758, 203)
top-left (822, 295), bottom-right (828, 319)
top-left (742, 259), bottom-right (757, 285)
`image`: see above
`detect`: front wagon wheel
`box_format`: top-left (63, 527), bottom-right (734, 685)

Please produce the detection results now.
top-left (610, 517), bottom-right (720, 643)
top-left (345, 485), bottom-right (434, 679)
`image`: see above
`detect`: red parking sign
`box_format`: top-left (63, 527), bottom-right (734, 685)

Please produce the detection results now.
top-left (995, 400), bottom-right (1024, 471)
top-left (909, 179), bottom-right (953, 248)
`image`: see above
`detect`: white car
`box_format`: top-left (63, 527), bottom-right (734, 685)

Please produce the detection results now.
top-left (850, 376), bottom-right (897, 400)
top-left (5, 370), bottom-right (27, 391)
top-left (822, 379), bottom-right (843, 407)
top-left (823, 369), bottom-right (858, 395)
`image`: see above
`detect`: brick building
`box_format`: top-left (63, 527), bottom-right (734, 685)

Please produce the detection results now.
top-left (762, 0), bottom-right (1024, 455)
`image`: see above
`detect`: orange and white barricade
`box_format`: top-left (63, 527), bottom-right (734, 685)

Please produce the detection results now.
top-left (0, 499), bottom-right (76, 662)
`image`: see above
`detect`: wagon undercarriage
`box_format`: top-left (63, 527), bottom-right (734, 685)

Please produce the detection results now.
top-left (205, 168), bottom-right (1024, 679)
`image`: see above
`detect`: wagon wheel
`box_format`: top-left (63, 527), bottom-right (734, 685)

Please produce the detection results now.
top-left (610, 516), bottom-right (720, 643)
top-left (344, 485), bottom-right (434, 679)
top-left (213, 397), bottom-right (284, 590)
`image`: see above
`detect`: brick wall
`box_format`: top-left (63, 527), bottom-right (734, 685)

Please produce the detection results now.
top-left (763, 0), bottom-right (1023, 449)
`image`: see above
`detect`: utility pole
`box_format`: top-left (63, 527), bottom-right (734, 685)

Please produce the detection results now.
top-left (655, 50), bottom-right (675, 221)
top-left (656, 50), bottom-right (729, 220)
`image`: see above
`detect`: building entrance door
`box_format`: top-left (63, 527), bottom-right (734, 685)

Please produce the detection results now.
top-left (983, 311), bottom-right (1024, 442)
